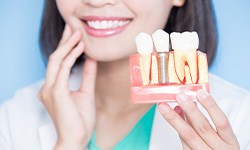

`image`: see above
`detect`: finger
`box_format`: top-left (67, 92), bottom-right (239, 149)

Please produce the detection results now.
top-left (176, 92), bottom-right (224, 148)
top-left (54, 41), bottom-right (85, 90)
top-left (58, 24), bottom-right (72, 46)
top-left (174, 106), bottom-right (192, 150)
top-left (80, 58), bottom-right (97, 97)
top-left (174, 105), bottom-right (186, 121)
top-left (44, 30), bottom-right (82, 87)
top-left (158, 103), bottom-right (211, 150)
top-left (196, 90), bottom-right (238, 145)
top-left (180, 137), bottom-right (192, 150)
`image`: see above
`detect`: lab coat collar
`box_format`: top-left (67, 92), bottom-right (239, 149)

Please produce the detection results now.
top-left (149, 106), bottom-right (182, 150)
top-left (37, 107), bottom-right (181, 150)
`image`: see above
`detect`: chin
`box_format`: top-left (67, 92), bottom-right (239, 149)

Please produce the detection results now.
top-left (84, 44), bottom-right (135, 62)
top-left (84, 49), bottom-right (129, 62)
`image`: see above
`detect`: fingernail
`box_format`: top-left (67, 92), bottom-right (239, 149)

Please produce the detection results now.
top-left (158, 103), bottom-right (171, 115)
top-left (174, 106), bottom-right (182, 114)
top-left (197, 89), bottom-right (209, 100)
top-left (176, 92), bottom-right (190, 103)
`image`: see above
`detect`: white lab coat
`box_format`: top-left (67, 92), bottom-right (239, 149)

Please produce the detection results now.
top-left (1, 70), bottom-right (250, 150)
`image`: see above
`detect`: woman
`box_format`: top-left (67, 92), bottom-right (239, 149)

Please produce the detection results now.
top-left (1, 0), bottom-right (250, 149)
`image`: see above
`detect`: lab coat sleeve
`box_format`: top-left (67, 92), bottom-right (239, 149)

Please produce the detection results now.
top-left (0, 102), bottom-right (12, 150)
top-left (234, 93), bottom-right (250, 150)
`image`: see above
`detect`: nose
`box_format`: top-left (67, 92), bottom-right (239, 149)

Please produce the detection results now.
top-left (82, 0), bottom-right (118, 7)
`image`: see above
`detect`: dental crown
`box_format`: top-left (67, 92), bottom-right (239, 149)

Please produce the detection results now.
top-left (135, 32), bottom-right (154, 55)
top-left (152, 29), bottom-right (170, 53)
top-left (170, 32), bottom-right (199, 51)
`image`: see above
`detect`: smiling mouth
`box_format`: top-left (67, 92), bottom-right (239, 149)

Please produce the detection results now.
top-left (81, 16), bottom-right (132, 37)
top-left (81, 16), bottom-right (132, 29)
top-left (86, 20), bottom-right (130, 30)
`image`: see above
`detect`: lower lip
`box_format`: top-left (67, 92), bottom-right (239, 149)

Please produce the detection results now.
top-left (83, 22), bottom-right (130, 38)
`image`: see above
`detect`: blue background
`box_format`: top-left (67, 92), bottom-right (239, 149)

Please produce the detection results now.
top-left (0, 0), bottom-right (250, 104)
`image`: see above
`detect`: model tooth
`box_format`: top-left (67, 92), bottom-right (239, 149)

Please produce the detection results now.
top-left (185, 65), bottom-right (192, 84)
top-left (186, 49), bottom-right (198, 83)
top-left (173, 50), bottom-right (186, 82)
top-left (152, 29), bottom-right (169, 53)
top-left (150, 55), bottom-right (159, 84)
top-left (198, 54), bottom-right (209, 83)
top-left (168, 52), bottom-right (181, 83)
top-left (135, 32), bottom-right (153, 85)
top-left (170, 32), bottom-right (183, 50)
top-left (135, 32), bottom-right (154, 55)
top-left (170, 31), bottom-right (198, 83)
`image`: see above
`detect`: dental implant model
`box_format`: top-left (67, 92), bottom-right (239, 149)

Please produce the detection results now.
top-left (152, 29), bottom-right (170, 84)
top-left (130, 30), bottom-right (209, 103)
top-left (170, 32), bottom-right (199, 84)
top-left (135, 32), bottom-right (154, 85)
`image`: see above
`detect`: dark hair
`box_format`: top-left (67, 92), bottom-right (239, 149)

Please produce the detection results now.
top-left (165, 0), bottom-right (217, 66)
top-left (40, 0), bottom-right (217, 66)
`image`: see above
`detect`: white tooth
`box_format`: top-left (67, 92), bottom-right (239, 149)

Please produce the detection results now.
top-left (92, 21), bottom-right (98, 29)
top-left (171, 32), bottom-right (185, 81)
top-left (170, 32), bottom-right (181, 50)
top-left (181, 31), bottom-right (199, 50)
top-left (88, 22), bottom-right (91, 27)
top-left (152, 29), bottom-right (169, 53)
top-left (111, 23), bottom-right (117, 28)
top-left (191, 32), bottom-right (199, 49)
top-left (87, 20), bottom-right (129, 29)
top-left (90, 22), bottom-right (94, 28)
top-left (112, 20), bottom-right (119, 28)
top-left (135, 32), bottom-right (153, 85)
top-left (98, 21), bottom-right (104, 29)
top-left (118, 21), bottom-right (124, 27)
top-left (124, 21), bottom-right (129, 25)
top-left (170, 32), bottom-right (198, 83)
top-left (135, 32), bottom-right (153, 55)
top-left (106, 21), bottom-right (112, 28)
top-left (100, 21), bottom-right (108, 29)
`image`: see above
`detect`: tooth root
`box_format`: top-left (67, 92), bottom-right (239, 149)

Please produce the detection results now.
top-left (184, 65), bottom-right (192, 84)
top-left (168, 53), bottom-right (180, 83)
top-left (150, 55), bottom-right (158, 84)
top-left (174, 51), bottom-right (185, 82)
top-left (186, 49), bottom-right (198, 83)
top-left (198, 54), bottom-right (209, 83)
top-left (139, 57), bottom-right (147, 85)
top-left (139, 54), bottom-right (151, 85)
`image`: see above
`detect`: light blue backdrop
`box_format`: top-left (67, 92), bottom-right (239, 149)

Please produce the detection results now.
top-left (0, 0), bottom-right (250, 104)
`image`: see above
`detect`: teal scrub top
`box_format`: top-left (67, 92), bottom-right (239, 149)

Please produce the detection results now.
top-left (88, 105), bottom-right (156, 150)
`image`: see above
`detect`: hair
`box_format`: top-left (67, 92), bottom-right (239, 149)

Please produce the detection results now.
top-left (40, 0), bottom-right (217, 66)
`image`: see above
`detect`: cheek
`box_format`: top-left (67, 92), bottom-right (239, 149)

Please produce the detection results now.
top-left (127, 0), bottom-right (173, 29)
top-left (55, 0), bottom-right (77, 25)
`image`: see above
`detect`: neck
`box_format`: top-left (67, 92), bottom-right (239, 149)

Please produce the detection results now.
top-left (95, 57), bottom-right (132, 112)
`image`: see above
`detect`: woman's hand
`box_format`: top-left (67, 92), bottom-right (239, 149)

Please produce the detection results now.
top-left (158, 90), bottom-right (240, 150)
top-left (39, 25), bottom-right (97, 150)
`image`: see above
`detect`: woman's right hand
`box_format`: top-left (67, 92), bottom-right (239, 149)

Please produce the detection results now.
top-left (39, 25), bottom-right (97, 150)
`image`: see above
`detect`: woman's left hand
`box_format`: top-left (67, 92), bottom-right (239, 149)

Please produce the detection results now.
top-left (158, 90), bottom-right (240, 150)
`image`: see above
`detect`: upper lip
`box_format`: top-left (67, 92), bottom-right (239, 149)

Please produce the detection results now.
top-left (81, 16), bottom-right (133, 22)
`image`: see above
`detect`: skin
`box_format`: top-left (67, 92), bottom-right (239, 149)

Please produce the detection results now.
top-left (39, 0), bottom-right (240, 149)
